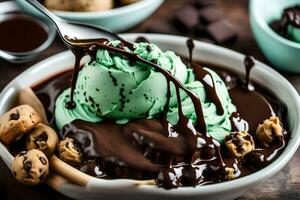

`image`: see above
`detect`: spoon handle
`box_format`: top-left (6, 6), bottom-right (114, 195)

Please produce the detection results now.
top-left (24, 0), bottom-right (61, 27)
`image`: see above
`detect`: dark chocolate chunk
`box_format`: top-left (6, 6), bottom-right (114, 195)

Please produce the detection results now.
top-left (9, 111), bottom-right (19, 121)
top-left (199, 6), bottom-right (223, 23)
top-left (39, 157), bottom-right (47, 165)
top-left (244, 149), bottom-right (268, 169)
top-left (207, 20), bottom-right (237, 43)
top-left (269, 20), bottom-right (282, 34)
top-left (174, 6), bottom-right (200, 32)
top-left (181, 165), bottom-right (198, 186)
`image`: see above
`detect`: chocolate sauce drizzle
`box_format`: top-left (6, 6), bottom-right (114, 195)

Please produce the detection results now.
top-left (244, 55), bottom-right (255, 91)
top-left (32, 37), bottom-right (288, 189)
top-left (64, 37), bottom-right (228, 186)
top-left (186, 39), bottom-right (224, 115)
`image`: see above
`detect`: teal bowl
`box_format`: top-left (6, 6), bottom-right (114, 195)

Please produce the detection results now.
top-left (15, 0), bottom-right (164, 32)
top-left (250, 0), bottom-right (300, 73)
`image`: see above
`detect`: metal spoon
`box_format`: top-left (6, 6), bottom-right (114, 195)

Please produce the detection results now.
top-left (24, 0), bottom-right (122, 47)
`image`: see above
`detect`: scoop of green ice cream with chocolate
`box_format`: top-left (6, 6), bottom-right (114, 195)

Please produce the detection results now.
top-left (55, 41), bottom-right (236, 142)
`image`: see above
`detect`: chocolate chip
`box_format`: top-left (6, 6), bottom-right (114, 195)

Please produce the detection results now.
top-left (23, 161), bottom-right (32, 173)
top-left (174, 6), bottom-right (199, 32)
top-left (35, 132), bottom-right (48, 143)
top-left (26, 174), bottom-right (33, 179)
top-left (199, 6), bottom-right (223, 23)
top-left (207, 20), bottom-right (237, 43)
top-left (150, 59), bottom-right (157, 64)
top-left (117, 42), bottom-right (125, 50)
top-left (39, 173), bottom-right (45, 181)
top-left (135, 37), bottom-right (150, 43)
top-left (146, 45), bottom-right (152, 52)
top-left (9, 111), bottom-right (19, 121)
top-left (18, 151), bottom-right (27, 157)
top-left (66, 141), bottom-right (70, 149)
top-left (39, 157), bottom-right (47, 165)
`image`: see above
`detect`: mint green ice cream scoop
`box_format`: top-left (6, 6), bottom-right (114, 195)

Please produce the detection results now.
top-left (55, 41), bottom-right (236, 142)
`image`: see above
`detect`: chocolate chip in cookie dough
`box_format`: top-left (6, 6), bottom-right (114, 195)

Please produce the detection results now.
top-left (18, 151), bottom-right (27, 157)
top-left (34, 132), bottom-right (48, 144)
top-left (9, 111), bottom-right (19, 121)
top-left (39, 157), bottom-right (47, 165)
top-left (39, 173), bottom-right (45, 181)
top-left (23, 161), bottom-right (32, 173)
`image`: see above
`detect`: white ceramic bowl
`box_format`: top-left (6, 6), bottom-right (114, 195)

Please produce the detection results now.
top-left (15, 0), bottom-right (164, 32)
top-left (0, 34), bottom-right (300, 200)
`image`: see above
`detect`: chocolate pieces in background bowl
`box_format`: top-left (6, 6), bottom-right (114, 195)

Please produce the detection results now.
top-left (174, 6), bottom-right (199, 32)
top-left (207, 20), bottom-right (237, 44)
top-left (145, 0), bottom-right (237, 44)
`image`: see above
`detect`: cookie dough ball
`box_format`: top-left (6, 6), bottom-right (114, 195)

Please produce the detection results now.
top-left (256, 116), bottom-right (283, 147)
top-left (0, 105), bottom-right (40, 145)
top-left (12, 149), bottom-right (49, 185)
top-left (58, 137), bottom-right (82, 166)
top-left (45, 0), bottom-right (113, 12)
top-left (225, 167), bottom-right (236, 180)
top-left (26, 124), bottom-right (59, 156)
top-left (225, 131), bottom-right (255, 158)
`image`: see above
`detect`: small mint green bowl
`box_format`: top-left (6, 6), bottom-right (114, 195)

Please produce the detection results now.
top-left (250, 0), bottom-right (300, 73)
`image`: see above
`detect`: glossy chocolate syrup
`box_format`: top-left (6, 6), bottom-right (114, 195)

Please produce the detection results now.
top-left (33, 38), bottom-right (288, 189)
top-left (0, 16), bottom-right (48, 52)
top-left (270, 5), bottom-right (300, 39)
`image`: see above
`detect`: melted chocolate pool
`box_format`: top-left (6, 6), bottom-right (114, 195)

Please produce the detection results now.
top-left (0, 16), bottom-right (48, 53)
top-left (32, 39), bottom-right (288, 189)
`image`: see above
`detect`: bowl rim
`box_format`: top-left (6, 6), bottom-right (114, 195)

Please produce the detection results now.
top-left (250, 0), bottom-right (300, 49)
top-left (0, 33), bottom-right (300, 196)
top-left (51, 0), bottom-right (164, 19)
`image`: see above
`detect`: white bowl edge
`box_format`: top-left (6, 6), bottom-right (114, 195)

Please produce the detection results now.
top-left (0, 34), bottom-right (299, 199)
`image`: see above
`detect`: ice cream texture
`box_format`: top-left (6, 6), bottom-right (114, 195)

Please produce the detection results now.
top-left (55, 41), bottom-right (236, 142)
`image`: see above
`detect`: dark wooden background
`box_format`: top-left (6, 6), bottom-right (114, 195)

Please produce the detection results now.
top-left (0, 0), bottom-right (299, 199)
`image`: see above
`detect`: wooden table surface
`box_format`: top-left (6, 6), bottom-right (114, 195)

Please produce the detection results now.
top-left (0, 0), bottom-right (300, 199)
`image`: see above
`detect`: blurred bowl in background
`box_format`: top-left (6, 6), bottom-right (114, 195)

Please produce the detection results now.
top-left (250, 0), bottom-right (300, 73)
top-left (15, 0), bottom-right (164, 32)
